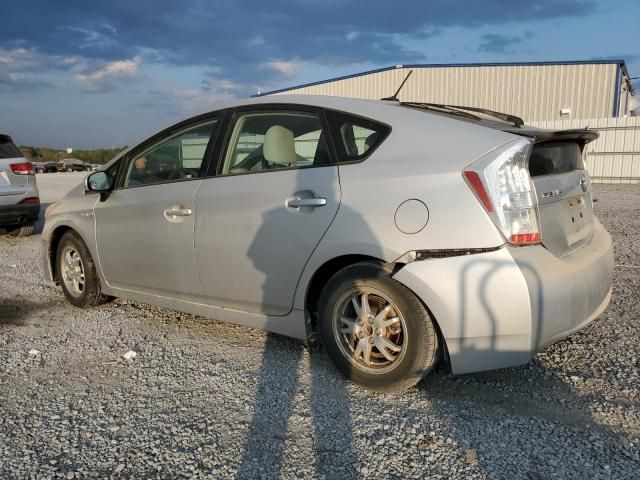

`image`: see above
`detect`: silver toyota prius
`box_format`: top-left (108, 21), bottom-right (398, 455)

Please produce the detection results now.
top-left (42, 95), bottom-right (613, 391)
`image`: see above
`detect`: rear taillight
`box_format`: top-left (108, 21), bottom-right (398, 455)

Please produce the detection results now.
top-left (10, 162), bottom-right (35, 175)
top-left (463, 138), bottom-right (540, 246)
top-left (19, 197), bottom-right (40, 205)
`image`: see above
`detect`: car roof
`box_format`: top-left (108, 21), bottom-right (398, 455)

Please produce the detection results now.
top-left (202, 95), bottom-right (411, 123)
top-left (198, 94), bottom-right (528, 132)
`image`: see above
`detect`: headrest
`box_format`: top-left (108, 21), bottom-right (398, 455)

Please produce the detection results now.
top-left (263, 125), bottom-right (296, 166)
top-left (364, 131), bottom-right (379, 150)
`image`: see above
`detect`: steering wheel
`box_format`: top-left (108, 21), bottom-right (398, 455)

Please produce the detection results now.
top-left (167, 168), bottom-right (185, 180)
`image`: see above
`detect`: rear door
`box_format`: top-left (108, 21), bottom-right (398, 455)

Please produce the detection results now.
top-left (194, 106), bottom-right (340, 316)
top-left (0, 135), bottom-right (29, 197)
top-left (529, 138), bottom-right (595, 256)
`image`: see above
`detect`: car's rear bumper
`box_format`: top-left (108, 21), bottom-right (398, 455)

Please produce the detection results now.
top-left (393, 218), bottom-right (614, 375)
top-left (0, 203), bottom-right (40, 227)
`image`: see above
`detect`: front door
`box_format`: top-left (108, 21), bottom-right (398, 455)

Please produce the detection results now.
top-left (95, 118), bottom-right (219, 303)
top-left (194, 108), bottom-right (340, 316)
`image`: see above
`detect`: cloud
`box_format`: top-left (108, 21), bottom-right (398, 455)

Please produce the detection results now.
top-left (1, 0), bottom-right (597, 89)
top-left (263, 60), bottom-right (296, 78)
top-left (75, 57), bottom-right (141, 91)
top-left (202, 79), bottom-right (243, 92)
top-left (0, 47), bottom-right (80, 92)
top-left (62, 25), bottom-right (118, 51)
top-left (142, 80), bottom-right (242, 116)
top-left (0, 47), bottom-right (82, 72)
top-left (478, 31), bottom-right (534, 53)
top-left (0, 71), bottom-right (52, 92)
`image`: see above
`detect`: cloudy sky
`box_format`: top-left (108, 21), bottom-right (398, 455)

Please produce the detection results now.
top-left (1, 0), bottom-right (638, 149)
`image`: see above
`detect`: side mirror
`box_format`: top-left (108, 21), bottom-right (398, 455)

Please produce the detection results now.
top-left (85, 171), bottom-right (111, 193)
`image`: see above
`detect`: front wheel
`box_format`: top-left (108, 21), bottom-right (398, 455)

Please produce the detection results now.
top-left (56, 231), bottom-right (111, 308)
top-left (318, 261), bottom-right (439, 392)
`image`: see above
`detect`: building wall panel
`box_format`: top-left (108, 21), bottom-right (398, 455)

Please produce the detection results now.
top-left (273, 64), bottom-right (618, 122)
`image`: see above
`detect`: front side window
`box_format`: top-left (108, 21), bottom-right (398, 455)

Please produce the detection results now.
top-left (124, 120), bottom-right (217, 187)
top-left (221, 110), bottom-right (332, 175)
top-left (326, 111), bottom-right (390, 163)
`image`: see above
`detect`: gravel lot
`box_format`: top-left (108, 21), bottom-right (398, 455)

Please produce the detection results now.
top-left (1, 176), bottom-right (639, 479)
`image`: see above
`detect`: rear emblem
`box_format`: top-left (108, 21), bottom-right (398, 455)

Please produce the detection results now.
top-left (579, 174), bottom-right (588, 193)
top-left (542, 189), bottom-right (562, 198)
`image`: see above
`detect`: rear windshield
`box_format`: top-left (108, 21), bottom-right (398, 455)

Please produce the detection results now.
top-left (529, 142), bottom-right (584, 177)
top-left (0, 135), bottom-right (22, 159)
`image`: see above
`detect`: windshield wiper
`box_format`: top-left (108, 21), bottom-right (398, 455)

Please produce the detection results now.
top-left (405, 102), bottom-right (524, 127)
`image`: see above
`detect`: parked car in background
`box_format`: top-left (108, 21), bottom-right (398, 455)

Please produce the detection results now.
top-left (0, 134), bottom-right (40, 236)
top-left (33, 160), bottom-right (58, 173)
top-left (42, 95), bottom-right (613, 391)
top-left (57, 158), bottom-right (92, 172)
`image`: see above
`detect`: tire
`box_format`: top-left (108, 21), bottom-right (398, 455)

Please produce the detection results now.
top-left (318, 261), bottom-right (438, 392)
top-left (7, 222), bottom-right (34, 237)
top-left (66, 166), bottom-right (73, 172)
top-left (35, 168), bottom-right (44, 174)
top-left (56, 230), bottom-right (110, 308)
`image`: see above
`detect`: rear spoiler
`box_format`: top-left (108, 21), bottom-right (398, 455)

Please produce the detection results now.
top-left (505, 128), bottom-right (599, 145)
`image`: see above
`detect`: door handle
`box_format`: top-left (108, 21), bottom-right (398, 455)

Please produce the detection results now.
top-left (287, 197), bottom-right (327, 208)
top-left (164, 207), bottom-right (193, 217)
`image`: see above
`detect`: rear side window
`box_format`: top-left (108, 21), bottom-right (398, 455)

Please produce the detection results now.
top-left (221, 110), bottom-right (332, 175)
top-left (326, 111), bottom-right (390, 163)
top-left (529, 142), bottom-right (584, 177)
top-left (0, 135), bottom-right (22, 159)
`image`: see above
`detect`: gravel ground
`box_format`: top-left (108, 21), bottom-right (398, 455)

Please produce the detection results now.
top-left (0, 181), bottom-right (639, 479)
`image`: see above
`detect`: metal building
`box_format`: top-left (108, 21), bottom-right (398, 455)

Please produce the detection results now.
top-left (261, 60), bottom-right (636, 122)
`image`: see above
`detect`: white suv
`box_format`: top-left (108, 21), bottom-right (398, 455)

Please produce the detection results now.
top-left (0, 134), bottom-right (40, 236)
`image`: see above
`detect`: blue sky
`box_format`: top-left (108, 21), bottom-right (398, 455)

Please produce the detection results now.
top-left (1, 0), bottom-right (638, 149)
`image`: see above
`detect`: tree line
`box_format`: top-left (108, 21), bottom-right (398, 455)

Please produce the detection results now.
top-left (19, 145), bottom-right (126, 165)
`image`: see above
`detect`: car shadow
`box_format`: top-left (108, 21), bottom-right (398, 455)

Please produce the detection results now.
top-left (34, 202), bottom-right (51, 235)
top-left (237, 161), bottom-right (367, 479)
top-left (0, 202), bottom-right (49, 237)
top-left (233, 136), bottom-right (633, 477)
top-left (0, 297), bottom-right (58, 327)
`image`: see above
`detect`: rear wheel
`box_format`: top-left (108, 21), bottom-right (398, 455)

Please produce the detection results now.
top-left (318, 261), bottom-right (439, 392)
top-left (56, 231), bottom-right (110, 308)
top-left (7, 222), bottom-right (34, 237)
top-left (66, 166), bottom-right (73, 172)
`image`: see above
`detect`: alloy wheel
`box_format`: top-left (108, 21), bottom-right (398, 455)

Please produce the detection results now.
top-left (60, 246), bottom-right (85, 297)
top-left (332, 287), bottom-right (408, 375)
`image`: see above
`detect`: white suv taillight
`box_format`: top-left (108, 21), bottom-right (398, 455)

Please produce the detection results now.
top-left (463, 138), bottom-right (540, 246)
top-left (9, 162), bottom-right (35, 175)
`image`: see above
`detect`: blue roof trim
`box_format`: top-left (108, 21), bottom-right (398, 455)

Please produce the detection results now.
top-left (255, 59), bottom-right (629, 97)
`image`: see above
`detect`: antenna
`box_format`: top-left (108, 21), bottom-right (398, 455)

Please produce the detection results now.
top-left (381, 69), bottom-right (413, 102)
